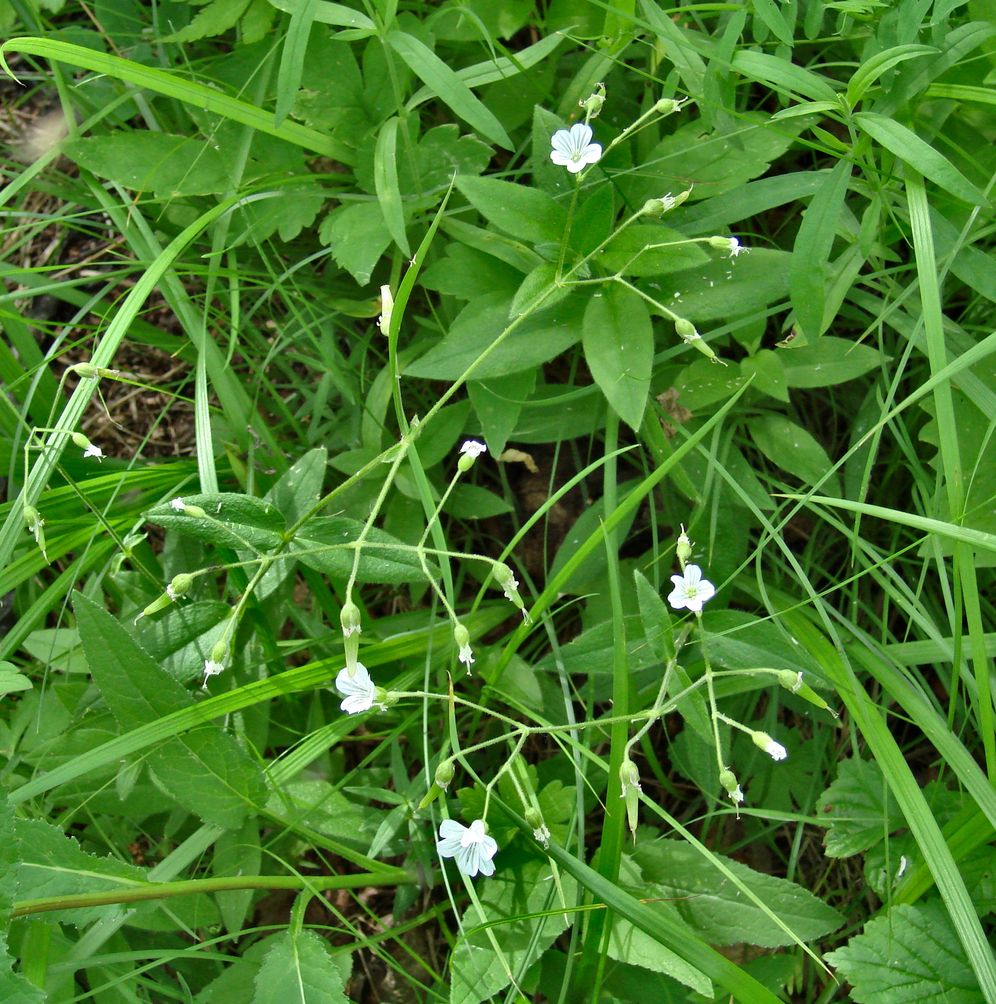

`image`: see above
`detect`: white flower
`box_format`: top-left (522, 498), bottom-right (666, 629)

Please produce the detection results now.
top-left (202, 659), bottom-right (225, 688)
top-left (500, 571), bottom-right (519, 603)
top-left (727, 237), bottom-right (748, 257)
top-left (83, 442), bottom-right (104, 461)
top-left (752, 730), bottom-right (788, 761)
top-left (335, 661), bottom-right (384, 714)
top-left (170, 498), bottom-right (186, 511)
top-left (550, 123), bottom-right (602, 174)
top-left (436, 818), bottom-right (498, 878)
top-left (728, 783), bottom-right (744, 806)
top-left (532, 823), bottom-right (551, 848)
top-left (667, 563), bottom-right (716, 612)
top-left (460, 440), bottom-right (486, 459)
top-left (458, 642), bottom-right (474, 668)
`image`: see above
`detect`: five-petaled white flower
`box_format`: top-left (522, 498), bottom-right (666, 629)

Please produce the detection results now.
top-left (550, 123), bottom-right (602, 174)
top-left (170, 498), bottom-right (186, 511)
top-left (335, 661), bottom-right (384, 714)
top-left (436, 818), bottom-right (498, 878)
top-left (460, 440), bottom-right (486, 459)
top-left (83, 442), bottom-right (104, 461)
top-left (667, 563), bottom-right (716, 613)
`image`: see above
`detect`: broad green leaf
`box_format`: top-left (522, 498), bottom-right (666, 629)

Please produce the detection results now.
top-left (267, 0), bottom-right (374, 28)
top-left (0, 663), bottom-right (31, 695)
top-left (0, 798), bottom-right (44, 1001)
top-left (319, 201), bottom-right (392, 285)
top-left (599, 225), bottom-right (709, 277)
top-left (741, 349), bottom-right (788, 402)
top-left (64, 134), bottom-right (230, 198)
top-left (749, 413), bottom-right (840, 495)
top-left (790, 159), bottom-right (851, 339)
top-left (749, 0), bottom-right (794, 46)
top-left (633, 841), bottom-right (844, 947)
top-left (252, 930), bottom-right (348, 1004)
top-left (214, 819), bottom-right (262, 935)
top-left (582, 284), bottom-right (653, 432)
top-left (266, 448), bottom-right (327, 526)
top-left (444, 484), bottom-right (513, 519)
top-left (137, 602), bottom-right (231, 685)
top-left (853, 113), bottom-right (987, 206)
top-left (291, 517), bottom-right (428, 584)
top-left (165, 0), bottom-right (251, 42)
top-left (509, 263), bottom-right (566, 318)
top-left (456, 175), bottom-right (565, 245)
top-left (449, 861), bottom-right (577, 1004)
top-left (467, 368), bottom-right (537, 457)
top-left (826, 901), bottom-right (980, 1003)
top-left (703, 610), bottom-right (824, 679)
top-left (674, 358), bottom-right (748, 411)
top-left (75, 594), bottom-right (266, 829)
top-left (815, 758), bottom-right (904, 857)
top-left (385, 30), bottom-right (512, 150)
top-left (147, 493), bottom-right (286, 553)
top-left (779, 337), bottom-right (882, 387)
top-left (406, 291), bottom-right (584, 380)
top-left (639, 0), bottom-right (706, 100)
top-left (733, 50), bottom-right (836, 101)
top-left (265, 780), bottom-right (386, 852)
top-left (568, 181), bottom-right (615, 255)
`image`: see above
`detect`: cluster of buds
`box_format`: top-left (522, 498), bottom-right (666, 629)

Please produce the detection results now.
top-left (579, 82), bottom-right (606, 119)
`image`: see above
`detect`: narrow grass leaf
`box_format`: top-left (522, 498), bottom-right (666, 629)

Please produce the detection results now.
top-left (845, 44), bottom-right (936, 108)
top-left (275, 0), bottom-right (318, 126)
top-left (374, 117), bottom-right (410, 256)
top-left (733, 50), bottom-right (837, 101)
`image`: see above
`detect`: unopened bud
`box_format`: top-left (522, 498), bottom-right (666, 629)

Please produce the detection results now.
top-left (579, 82), bottom-right (606, 118)
top-left (676, 525), bottom-right (692, 566)
top-left (525, 807), bottom-right (551, 847)
top-left (183, 503), bottom-right (208, 518)
top-left (719, 767), bottom-right (744, 816)
top-left (340, 600), bottom-right (361, 638)
top-left (378, 284), bottom-right (393, 337)
top-left (752, 730), bottom-right (788, 761)
top-left (434, 759), bottom-right (455, 790)
top-left (167, 572), bottom-right (194, 600)
top-left (777, 669), bottom-right (833, 713)
top-left (23, 504), bottom-right (47, 558)
top-left (654, 97), bottom-right (682, 115)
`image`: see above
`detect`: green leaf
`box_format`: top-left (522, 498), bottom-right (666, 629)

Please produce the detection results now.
top-left (815, 757), bottom-right (905, 858)
top-left (64, 134), bottom-right (230, 198)
top-left (467, 368), bottom-right (537, 457)
top-left (741, 349), bottom-right (788, 402)
top-left (509, 263), bottom-right (565, 318)
top-left (633, 841), bottom-right (844, 947)
top-left (319, 201), bottom-right (392, 285)
top-left (165, 0), bottom-right (251, 42)
top-left (456, 175), bottom-right (565, 245)
top-left (406, 291), bottom-right (584, 380)
top-left (599, 225), bottom-right (709, 277)
top-left (374, 117), bottom-right (410, 255)
top-left (846, 44), bottom-right (937, 109)
top-left (779, 337), bottom-right (882, 387)
top-left (252, 930), bottom-right (348, 1004)
top-left (582, 284), bottom-right (653, 431)
top-left (75, 594), bottom-right (266, 829)
top-left (0, 662), bottom-right (31, 696)
top-left (147, 493), bottom-right (286, 552)
top-left (790, 159), bottom-right (851, 339)
top-left (607, 917), bottom-right (712, 995)
top-left (826, 901), bottom-right (980, 1003)
top-left (275, 0), bottom-right (318, 126)
top-left (733, 50), bottom-right (836, 100)
top-left (749, 413), bottom-right (840, 494)
top-left (267, 0), bottom-right (374, 29)
top-left (853, 113), bottom-right (987, 206)
top-left (267, 448), bottom-right (327, 525)
top-left (385, 30), bottom-right (512, 150)
top-left (444, 484), bottom-right (513, 519)
top-left (749, 0), bottom-right (794, 46)
top-left (291, 517), bottom-right (427, 584)
top-left (449, 860), bottom-right (577, 1004)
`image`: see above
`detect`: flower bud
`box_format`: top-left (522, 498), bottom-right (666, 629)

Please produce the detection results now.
top-left (525, 807), bottom-right (551, 847)
top-left (719, 767), bottom-right (744, 809)
top-left (71, 432), bottom-right (104, 461)
top-left (23, 504), bottom-right (47, 558)
top-left (340, 600), bottom-right (361, 638)
top-left (378, 284), bottom-right (393, 337)
top-left (434, 759), bottom-right (455, 790)
top-left (167, 572), bottom-right (194, 601)
top-left (454, 623), bottom-right (474, 670)
top-left (579, 82), bottom-right (606, 118)
top-left (777, 669), bottom-right (834, 713)
top-left (619, 757), bottom-right (642, 836)
top-left (183, 503), bottom-right (208, 518)
top-left (675, 525), bottom-right (692, 567)
top-left (654, 97), bottom-right (682, 115)
top-left (457, 439), bottom-right (486, 472)
top-left (751, 730), bottom-right (788, 761)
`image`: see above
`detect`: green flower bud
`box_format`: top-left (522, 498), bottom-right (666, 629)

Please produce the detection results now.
top-left (209, 638), bottom-right (229, 665)
top-left (751, 730), bottom-right (788, 761)
top-left (23, 504), bottom-right (47, 558)
top-left (777, 669), bottom-right (833, 713)
top-left (340, 600), bottom-right (361, 638)
top-left (654, 97), bottom-right (682, 115)
top-left (434, 759), bottom-right (455, 790)
top-left (183, 504), bottom-right (207, 518)
top-left (524, 807), bottom-right (543, 829)
top-left (167, 572), bottom-right (194, 600)
top-left (676, 525), bottom-right (693, 566)
top-left (620, 757), bottom-right (642, 836)
top-left (579, 82), bottom-right (606, 118)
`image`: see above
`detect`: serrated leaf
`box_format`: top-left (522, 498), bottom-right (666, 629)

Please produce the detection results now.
top-left (166, 0), bottom-right (251, 41)
top-left (826, 901), bottom-right (980, 1003)
top-left (750, 413), bottom-right (840, 494)
top-left (64, 134), bottom-right (231, 198)
top-left (815, 758), bottom-right (904, 857)
top-left (147, 493), bottom-right (286, 552)
top-left (75, 595), bottom-right (266, 829)
top-left (582, 285), bottom-right (653, 432)
top-left (633, 841), bottom-right (843, 947)
top-left (252, 930), bottom-right (348, 1004)
top-left (456, 175), bottom-right (565, 244)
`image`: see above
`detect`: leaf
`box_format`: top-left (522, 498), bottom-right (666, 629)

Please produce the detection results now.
top-left (467, 368), bottom-right (537, 457)
top-left (406, 291), bottom-right (585, 380)
top-left (815, 758), bottom-right (905, 858)
top-left (267, 448), bottom-right (327, 525)
top-left (633, 841), bottom-right (843, 947)
top-left (274, 0), bottom-right (317, 125)
top-left (749, 413), bottom-right (840, 494)
top-left (266, 0), bottom-right (374, 28)
top-left (0, 662), bottom-right (31, 695)
top-left (853, 113), bottom-right (987, 206)
top-left (826, 901), bottom-right (980, 1003)
top-left (291, 517), bottom-right (428, 584)
top-left (319, 201), bottom-right (392, 285)
top-left (741, 349), bottom-right (788, 402)
top-left (252, 930), bottom-right (348, 1004)
top-left (846, 44), bottom-right (937, 109)
top-left (385, 30), bottom-right (512, 150)
top-left (748, 0), bottom-right (794, 46)
top-left (74, 594), bottom-right (266, 829)
top-left (599, 225), bottom-right (709, 277)
top-left (374, 117), bottom-right (410, 255)
top-left (732, 50), bottom-right (836, 100)
top-left (607, 917), bottom-right (712, 995)
top-left (449, 860), bottom-right (577, 1004)
top-left (456, 175), bottom-right (565, 245)
top-left (779, 337), bottom-right (882, 387)
top-left (166, 0), bottom-right (251, 42)
top-left (444, 484), bottom-right (513, 519)
top-left (64, 134), bottom-right (230, 198)
top-left (790, 159), bottom-right (851, 339)
top-left (146, 493), bottom-right (286, 552)
top-left (582, 284), bottom-right (653, 432)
